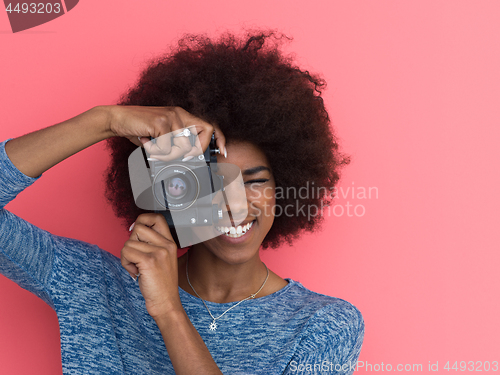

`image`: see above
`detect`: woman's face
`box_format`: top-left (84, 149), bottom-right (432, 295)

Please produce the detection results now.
top-left (198, 141), bottom-right (276, 264)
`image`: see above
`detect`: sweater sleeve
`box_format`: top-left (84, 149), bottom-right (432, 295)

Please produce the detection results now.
top-left (0, 139), bottom-right (56, 308)
top-left (283, 302), bottom-right (365, 375)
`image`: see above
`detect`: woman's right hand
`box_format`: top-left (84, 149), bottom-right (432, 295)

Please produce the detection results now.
top-left (104, 105), bottom-right (226, 160)
top-left (5, 105), bottom-right (226, 179)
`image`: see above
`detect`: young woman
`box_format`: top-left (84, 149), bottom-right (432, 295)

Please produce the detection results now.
top-left (0, 32), bottom-right (364, 374)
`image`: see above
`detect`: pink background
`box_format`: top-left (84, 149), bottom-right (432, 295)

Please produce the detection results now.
top-left (1, 1), bottom-right (500, 373)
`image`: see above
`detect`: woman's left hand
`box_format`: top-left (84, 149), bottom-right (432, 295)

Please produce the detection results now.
top-left (121, 213), bottom-right (181, 319)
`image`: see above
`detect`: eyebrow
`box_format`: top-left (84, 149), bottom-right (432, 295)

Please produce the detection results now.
top-left (242, 166), bottom-right (271, 176)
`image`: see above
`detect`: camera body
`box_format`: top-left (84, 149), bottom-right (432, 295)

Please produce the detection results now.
top-left (129, 130), bottom-right (247, 247)
top-left (148, 134), bottom-right (223, 228)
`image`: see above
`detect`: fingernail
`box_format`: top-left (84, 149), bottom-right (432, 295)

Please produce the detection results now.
top-left (129, 222), bottom-right (135, 232)
top-left (224, 148), bottom-right (227, 158)
top-left (182, 156), bottom-right (194, 162)
top-left (147, 158), bottom-right (159, 161)
top-left (130, 274), bottom-right (137, 281)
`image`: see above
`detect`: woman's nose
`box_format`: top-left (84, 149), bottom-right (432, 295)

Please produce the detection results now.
top-left (218, 181), bottom-right (248, 225)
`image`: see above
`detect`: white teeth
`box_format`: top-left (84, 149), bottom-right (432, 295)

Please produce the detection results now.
top-left (216, 221), bottom-right (254, 238)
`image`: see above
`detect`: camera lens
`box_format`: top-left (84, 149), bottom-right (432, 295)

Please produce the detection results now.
top-left (153, 164), bottom-right (200, 211)
top-left (166, 176), bottom-right (187, 200)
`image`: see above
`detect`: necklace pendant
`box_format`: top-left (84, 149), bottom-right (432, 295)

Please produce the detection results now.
top-left (209, 321), bottom-right (217, 331)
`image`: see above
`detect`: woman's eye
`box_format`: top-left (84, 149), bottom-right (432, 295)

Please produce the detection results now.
top-left (244, 179), bottom-right (269, 185)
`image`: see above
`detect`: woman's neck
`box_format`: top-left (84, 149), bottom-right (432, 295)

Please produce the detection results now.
top-left (177, 245), bottom-right (269, 304)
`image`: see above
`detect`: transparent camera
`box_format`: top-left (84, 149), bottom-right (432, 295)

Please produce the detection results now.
top-left (128, 127), bottom-right (247, 247)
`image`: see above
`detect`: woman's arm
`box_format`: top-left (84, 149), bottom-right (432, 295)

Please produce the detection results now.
top-left (123, 213), bottom-right (223, 374)
top-left (4, 106), bottom-right (226, 373)
top-left (5, 106), bottom-right (111, 178)
top-left (5, 105), bottom-right (224, 178)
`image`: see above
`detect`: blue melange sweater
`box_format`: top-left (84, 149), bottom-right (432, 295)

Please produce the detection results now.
top-left (0, 139), bottom-right (364, 374)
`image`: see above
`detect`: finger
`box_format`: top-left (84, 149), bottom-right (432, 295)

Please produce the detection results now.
top-left (121, 239), bottom-right (163, 272)
top-left (127, 136), bottom-right (143, 147)
top-left (178, 128), bottom-right (204, 159)
top-left (142, 134), bottom-right (172, 156)
top-left (144, 131), bottom-right (194, 161)
top-left (130, 223), bottom-right (176, 249)
top-left (173, 108), bottom-right (214, 152)
top-left (194, 124), bottom-right (216, 155)
top-left (121, 243), bottom-right (154, 278)
top-left (132, 213), bottom-right (176, 243)
top-left (213, 124), bottom-right (227, 158)
top-left (153, 131), bottom-right (176, 155)
top-left (121, 242), bottom-right (142, 277)
top-left (148, 111), bottom-right (188, 156)
top-left (170, 130), bottom-right (196, 159)
top-left (121, 240), bottom-right (175, 279)
top-left (142, 110), bottom-right (181, 155)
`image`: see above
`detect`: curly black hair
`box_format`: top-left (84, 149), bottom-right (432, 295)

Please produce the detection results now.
top-left (105, 30), bottom-right (349, 249)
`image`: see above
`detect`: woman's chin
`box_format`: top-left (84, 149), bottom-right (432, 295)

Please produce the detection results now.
top-left (192, 221), bottom-right (263, 263)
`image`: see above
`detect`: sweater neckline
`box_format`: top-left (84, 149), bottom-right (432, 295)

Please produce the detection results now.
top-left (178, 278), bottom-right (296, 307)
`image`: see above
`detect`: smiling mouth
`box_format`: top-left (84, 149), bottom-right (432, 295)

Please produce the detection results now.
top-left (215, 220), bottom-right (255, 238)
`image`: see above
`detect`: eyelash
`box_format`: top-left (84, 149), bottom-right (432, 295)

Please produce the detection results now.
top-left (244, 179), bottom-right (269, 185)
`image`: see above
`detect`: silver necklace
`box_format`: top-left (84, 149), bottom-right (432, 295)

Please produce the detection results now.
top-left (185, 251), bottom-right (269, 331)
